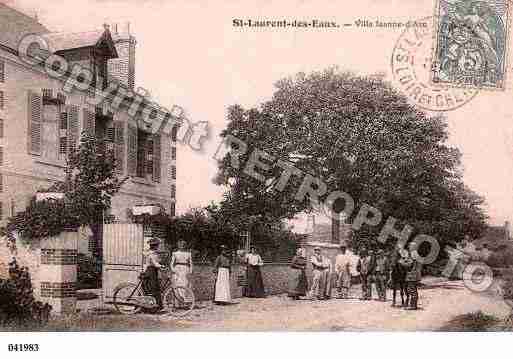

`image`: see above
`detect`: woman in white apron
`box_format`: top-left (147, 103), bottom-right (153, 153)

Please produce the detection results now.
top-left (213, 245), bottom-right (232, 304)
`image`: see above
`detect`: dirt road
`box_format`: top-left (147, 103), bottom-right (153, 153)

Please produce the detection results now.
top-left (52, 277), bottom-right (511, 331)
top-left (166, 278), bottom-right (511, 331)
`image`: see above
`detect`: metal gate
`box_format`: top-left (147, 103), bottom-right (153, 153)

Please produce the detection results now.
top-left (102, 223), bottom-right (144, 298)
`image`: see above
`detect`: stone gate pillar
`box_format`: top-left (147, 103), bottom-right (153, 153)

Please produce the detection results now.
top-left (39, 229), bottom-right (78, 314)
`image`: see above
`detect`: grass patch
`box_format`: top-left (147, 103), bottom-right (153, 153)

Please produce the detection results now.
top-left (2, 313), bottom-right (191, 332)
top-left (439, 311), bottom-right (500, 331)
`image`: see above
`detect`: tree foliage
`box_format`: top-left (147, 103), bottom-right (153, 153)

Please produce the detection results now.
top-left (2, 133), bottom-right (125, 241)
top-left (215, 68), bottom-right (487, 249)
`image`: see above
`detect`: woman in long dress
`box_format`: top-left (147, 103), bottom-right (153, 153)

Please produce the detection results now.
top-left (244, 247), bottom-right (266, 298)
top-left (213, 245), bottom-right (232, 305)
top-left (170, 240), bottom-right (193, 298)
top-left (288, 248), bottom-right (308, 299)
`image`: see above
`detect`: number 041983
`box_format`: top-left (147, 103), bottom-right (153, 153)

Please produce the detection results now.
top-left (7, 344), bottom-right (39, 352)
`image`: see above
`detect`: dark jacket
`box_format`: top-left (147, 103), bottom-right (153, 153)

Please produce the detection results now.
top-left (357, 255), bottom-right (376, 275)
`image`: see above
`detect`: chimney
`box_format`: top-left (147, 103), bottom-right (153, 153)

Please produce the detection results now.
top-left (107, 21), bottom-right (136, 89)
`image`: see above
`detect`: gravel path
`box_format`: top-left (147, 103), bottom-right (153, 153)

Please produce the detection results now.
top-left (66, 277), bottom-right (511, 331)
top-left (162, 278), bottom-right (511, 331)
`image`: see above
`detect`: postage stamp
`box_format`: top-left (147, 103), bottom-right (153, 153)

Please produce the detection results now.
top-left (431, 0), bottom-right (510, 90)
top-left (391, 16), bottom-right (478, 112)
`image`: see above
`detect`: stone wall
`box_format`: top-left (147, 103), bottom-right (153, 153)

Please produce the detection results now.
top-left (0, 231), bottom-right (78, 314)
top-left (185, 263), bottom-right (295, 301)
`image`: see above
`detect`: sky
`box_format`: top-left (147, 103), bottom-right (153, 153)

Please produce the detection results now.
top-left (5, 0), bottom-right (513, 231)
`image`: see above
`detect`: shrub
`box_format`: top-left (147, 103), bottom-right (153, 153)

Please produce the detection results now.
top-left (0, 258), bottom-right (51, 329)
top-left (77, 254), bottom-right (101, 290)
top-left (440, 311), bottom-right (500, 331)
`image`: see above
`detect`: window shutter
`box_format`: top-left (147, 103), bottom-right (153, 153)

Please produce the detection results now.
top-left (82, 108), bottom-right (95, 137)
top-left (66, 105), bottom-right (79, 154)
top-left (59, 112), bottom-right (68, 155)
top-left (114, 121), bottom-right (125, 174)
top-left (27, 90), bottom-right (42, 155)
top-left (152, 134), bottom-right (161, 183)
top-left (0, 60), bottom-right (4, 83)
top-left (127, 125), bottom-right (137, 176)
top-left (146, 137), bottom-right (153, 176)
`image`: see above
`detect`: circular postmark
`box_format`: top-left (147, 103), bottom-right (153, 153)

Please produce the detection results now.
top-left (391, 16), bottom-right (479, 112)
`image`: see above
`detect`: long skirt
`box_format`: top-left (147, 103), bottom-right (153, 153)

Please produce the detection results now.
top-left (172, 264), bottom-right (191, 288)
top-left (142, 266), bottom-right (162, 308)
top-left (288, 268), bottom-right (308, 297)
top-left (173, 264), bottom-right (191, 300)
top-left (245, 265), bottom-right (266, 298)
top-left (214, 268), bottom-right (231, 303)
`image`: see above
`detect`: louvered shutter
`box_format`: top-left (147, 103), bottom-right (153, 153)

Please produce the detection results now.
top-left (152, 134), bottom-right (161, 183)
top-left (27, 90), bottom-right (42, 155)
top-left (66, 105), bottom-right (79, 154)
top-left (59, 112), bottom-right (68, 155)
top-left (82, 108), bottom-right (95, 137)
top-left (127, 125), bottom-right (137, 176)
top-left (146, 137), bottom-right (154, 176)
top-left (114, 121), bottom-right (125, 174)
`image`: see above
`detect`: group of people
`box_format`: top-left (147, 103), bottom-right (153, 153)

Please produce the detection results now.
top-left (142, 239), bottom-right (423, 312)
top-left (288, 243), bottom-right (423, 310)
top-left (142, 238), bottom-right (193, 311)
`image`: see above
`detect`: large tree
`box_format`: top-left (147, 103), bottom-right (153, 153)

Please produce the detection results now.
top-left (215, 69), bottom-right (487, 249)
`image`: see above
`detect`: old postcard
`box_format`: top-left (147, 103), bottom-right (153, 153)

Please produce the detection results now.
top-left (1, 0), bottom-right (513, 352)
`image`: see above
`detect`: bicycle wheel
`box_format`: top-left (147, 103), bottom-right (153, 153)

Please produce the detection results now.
top-left (113, 282), bottom-right (144, 314)
top-left (163, 286), bottom-right (195, 317)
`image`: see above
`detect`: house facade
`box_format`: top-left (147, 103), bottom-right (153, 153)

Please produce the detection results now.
top-left (0, 5), bottom-right (177, 229)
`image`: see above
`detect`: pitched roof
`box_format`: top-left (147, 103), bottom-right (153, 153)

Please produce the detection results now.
top-left (0, 3), bottom-right (49, 50)
top-left (41, 28), bottom-right (118, 58)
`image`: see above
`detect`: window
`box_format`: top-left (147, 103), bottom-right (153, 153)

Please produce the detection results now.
top-left (0, 119), bottom-right (3, 138)
top-left (0, 91), bottom-right (4, 109)
top-left (135, 129), bottom-right (161, 181)
top-left (136, 130), bottom-right (150, 178)
top-left (171, 125), bottom-right (178, 142)
top-left (0, 61), bottom-right (4, 83)
top-left (0, 147), bottom-right (3, 166)
top-left (171, 184), bottom-right (176, 199)
top-left (171, 146), bottom-right (176, 160)
top-left (0, 202), bottom-right (3, 220)
top-left (0, 173), bottom-right (2, 193)
top-left (171, 165), bottom-right (176, 180)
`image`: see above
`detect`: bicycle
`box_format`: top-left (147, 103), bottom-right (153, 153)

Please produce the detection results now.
top-left (112, 269), bottom-right (195, 317)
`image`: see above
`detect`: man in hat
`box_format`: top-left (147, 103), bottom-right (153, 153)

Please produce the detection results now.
top-left (374, 249), bottom-right (389, 301)
top-left (335, 244), bottom-right (352, 299)
top-left (309, 247), bottom-right (329, 300)
top-left (356, 247), bottom-right (375, 300)
top-left (142, 238), bottom-right (164, 311)
top-left (404, 242), bottom-right (423, 310)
